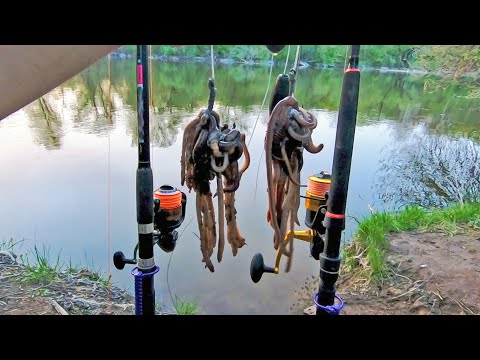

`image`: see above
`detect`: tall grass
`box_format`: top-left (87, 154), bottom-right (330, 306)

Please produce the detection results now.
top-left (173, 295), bottom-right (198, 315)
top-left (345, 203), bottom-right (480, 278)
top-left (0, 237), bottom-right (25, 251)
top-left (21, 245), bottom-right (62, 284)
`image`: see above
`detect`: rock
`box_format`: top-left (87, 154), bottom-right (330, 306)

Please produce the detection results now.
top-left (410, 303), bottom-right (430, 315)
top-left (303, 305), bottom-right (316, 315)
top-left (386, 287), bottom-right (403, 297)
top-left (386, 255), bottom-right (399, 267)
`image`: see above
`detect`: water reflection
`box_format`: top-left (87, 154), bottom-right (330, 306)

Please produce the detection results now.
top-left (149, 111), bottom-right (182, 148)
top-left (375, 128), bottom-right (480, 209)
top-left (70, 65), bottom-right (115, 134)
top-left (26, 97), bottom-right (63, 149)
top-left (3, 58), bottom-right (480, 314)
top-left (21, 59), bottom-right (480, 151)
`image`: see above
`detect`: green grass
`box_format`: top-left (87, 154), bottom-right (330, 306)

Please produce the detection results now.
top-left (345, 202), bottom-right (480, 279)
top-left (2, 239), bottom-right (194, 311)
top-left (66, 256), bottom-right (79, 274)
top-left (21, 245), bottom-right (62, 284)
top-left (173, 295), bottom-right (198, 315)
top-left (82, 252), bottom-right (110, 287)
top-left (2, 240), bottom-right (111, 288)
top-left (0, 237), bottom-right (25, 251)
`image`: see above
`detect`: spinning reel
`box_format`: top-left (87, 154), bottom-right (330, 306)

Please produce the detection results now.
top-left (113, 185), bottom-right (187, 270)
top-left (250, 171), bottom-right (331, 283)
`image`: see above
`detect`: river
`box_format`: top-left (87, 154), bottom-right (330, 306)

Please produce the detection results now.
top-left (0, 58), bottom-right (478, 314)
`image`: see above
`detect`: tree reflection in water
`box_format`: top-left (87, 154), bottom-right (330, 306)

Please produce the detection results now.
top-left (26, 97), bottom-right (63, 150)
top-left (374, 128), bottom-right (480, 209)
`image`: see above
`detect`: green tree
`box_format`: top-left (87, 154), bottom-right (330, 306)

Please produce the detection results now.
top-left (416, 45), bottom-right (480, 98)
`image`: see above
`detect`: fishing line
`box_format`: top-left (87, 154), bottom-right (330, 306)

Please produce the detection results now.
top-left (253, 46), bottom-right (294, 199)
top-left (210, 45), bottom-right (215, 80)
top-left (247, 53), bottom-right (274, 148)
top-left (293, 45), bottom-right (301, 72)
top-left (249, 45), bottom-right (307, 200)
top-left (107, 53), bottom-right (112, 313)
top-left (253, 148), bottom-right (264, 200)
top-left (343, 45), bottom-right (349, 72)
top-left (290, 45), bottom-right (302, 97)
top-left (283, 45), bottom-right (291, 74)
top-left (166, 216), bottom-right (194, 312)
top-left (250, 45), bottom-right (291, 199)
top-left (251, 59), bottom-right (274, 198)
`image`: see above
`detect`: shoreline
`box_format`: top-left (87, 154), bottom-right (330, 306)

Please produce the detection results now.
top-left (295, 228), bottom-right (480, 315)
top-left (294, 204), bottom-right (480, 315)
top-left (109, 50), bottom-right (431, 76)
top-left (0, 246), bottom-right (196, 315)
top-left (0, 250), bottom-right (136, 315)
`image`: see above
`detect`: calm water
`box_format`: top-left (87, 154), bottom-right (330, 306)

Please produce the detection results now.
top-left (1, 59), bottom-right (479, 314)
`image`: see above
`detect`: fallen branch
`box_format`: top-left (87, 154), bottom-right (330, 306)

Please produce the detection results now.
top-left (452, 296), bottom-right (477, 315)
top-left (50, 299), bottom-right (69, 315)
top-left (432, 290), bottom-right (444, 301)
top-left (389, 268), bottom-right (412, 283)
top-left (389, 287), bottom-right (417, 301)
top-left (0, 273), bottom-right (22, 281)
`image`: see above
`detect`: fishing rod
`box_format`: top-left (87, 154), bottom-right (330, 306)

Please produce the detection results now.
top-left (250, 45), bottom-right (361, 316)
top-left (113, 45), bottom-right (187, 315)
top-left (315, 45), bottom-right (361, 315)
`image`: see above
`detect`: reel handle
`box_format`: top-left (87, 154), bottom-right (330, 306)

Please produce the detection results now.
top-left (113, 251), bottom-right (136, 270)
top-left (250, 253), bottom-right (275, 283)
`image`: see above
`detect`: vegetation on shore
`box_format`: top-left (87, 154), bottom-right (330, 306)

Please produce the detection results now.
top-left (343, 202), bottom-right (480, 280)
top-left (118, 45), bottom-right (417, 69)
top-left (0, 240), bottom-right (198, 315)
top-left (114, 45), bottom-right (480, 98)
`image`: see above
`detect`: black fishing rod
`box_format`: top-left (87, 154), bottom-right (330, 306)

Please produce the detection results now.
top-left (130, 44), bottom-right (157, 315)
top-left (314, 45), bottom-right (361, 315)
top-left (134, 44), bottom-right (156, 315)
top-left (113, 45), bottom-right (187, 315)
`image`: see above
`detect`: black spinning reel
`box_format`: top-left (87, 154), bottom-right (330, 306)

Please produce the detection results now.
top-left (113, 185), bottom-right (187, 270)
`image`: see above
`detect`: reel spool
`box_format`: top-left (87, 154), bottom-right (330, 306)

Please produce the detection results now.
top-left (153, 185), bottom-right (187, 253)
top-left (305, 171), bottom-right (331, 231)
top-left (113, 184), bottom-right (187, 270)
top-left (153, 185), bottom-right (184, 227)
top-left (305, 171), bottom-right (331, 260)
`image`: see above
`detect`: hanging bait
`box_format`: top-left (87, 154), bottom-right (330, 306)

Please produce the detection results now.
top-left (265, 71), bottom-right (324, 272)
top-left (181, 79), bottom-right (250, 272)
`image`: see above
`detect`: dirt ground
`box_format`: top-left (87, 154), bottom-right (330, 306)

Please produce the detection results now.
top-left (0, 253), bottom-right (135, 315)
top-left (293, 229), bottom-right (480, 315)
top-left (2, 228), bottom-right (479, 315)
